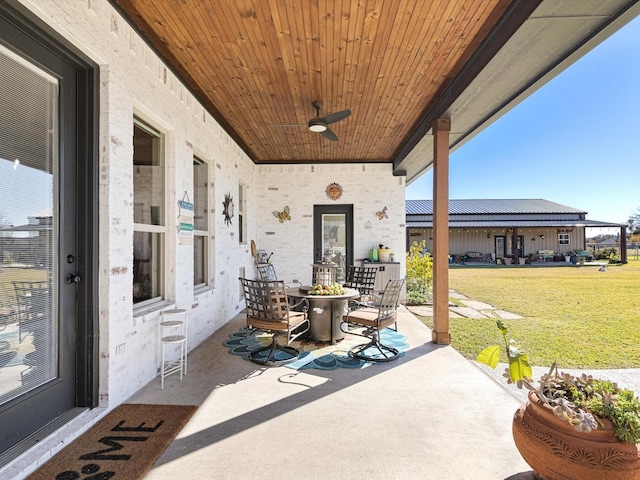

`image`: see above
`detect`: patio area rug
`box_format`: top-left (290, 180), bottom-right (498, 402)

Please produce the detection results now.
top-left (27, 403), bottom-right (197, 480)
top-left (223, 328), bottom-right (408, 370)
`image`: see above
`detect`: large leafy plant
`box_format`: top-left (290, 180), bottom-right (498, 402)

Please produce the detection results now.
top-left (478, 320), bottom-right (640, 444)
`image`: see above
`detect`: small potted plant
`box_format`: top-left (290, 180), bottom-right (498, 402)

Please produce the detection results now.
top-left (478, 320), bottom-right (640, 480)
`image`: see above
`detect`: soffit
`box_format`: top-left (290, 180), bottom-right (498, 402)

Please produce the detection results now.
top-left (399, 0), bottom-right (640, 182)
top-left (110, 0), bottom-right (639, 177)
top-left (111, 0), bottom-right (516, 163)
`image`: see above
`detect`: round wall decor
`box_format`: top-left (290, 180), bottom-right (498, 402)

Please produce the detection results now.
top-left (223, 193), bottom-right (234, 225)
top-left (325, 182), bottom-right (343, 201)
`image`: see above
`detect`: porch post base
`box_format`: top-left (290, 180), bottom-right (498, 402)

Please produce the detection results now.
top-left (432, 330), bottom-right (451, 345)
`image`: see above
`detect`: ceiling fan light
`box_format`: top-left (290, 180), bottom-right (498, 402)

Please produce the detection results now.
top-left (308, 120), bottom-right (327, 132)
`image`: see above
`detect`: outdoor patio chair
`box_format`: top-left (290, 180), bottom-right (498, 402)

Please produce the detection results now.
top-left (340, 278), bottom-right (405, 362)
top-left (256, 263), bottom-right (277, 281)
top-left (343, 265), bottom-right (377, 309)
top-left (239, 277), bottom-right (310, 366)
top-left (256, 264), bottom-right (301, 288)
top-left (12, 280), bottom-right (51, 343)
top-left (344, 265), bottom-right (377, 296)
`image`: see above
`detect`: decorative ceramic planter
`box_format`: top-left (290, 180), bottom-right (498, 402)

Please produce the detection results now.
top-left (503, 257), bottom-right (512, 265)
top-left (513, 391), bottom-right (640, 480)
top-left (378, 248), bottom-right (391, 262)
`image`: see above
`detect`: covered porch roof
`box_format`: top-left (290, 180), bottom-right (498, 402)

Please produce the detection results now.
top-left (110, 0), bottom-right (640, 181)
top-left (109, 0), bottom-right (639, 343)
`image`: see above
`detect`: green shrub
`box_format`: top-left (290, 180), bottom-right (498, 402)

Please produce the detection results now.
top-left (595, 247), bottom-right (618, 260)
top-left (406, 290), bottom-right (430, 305)
top-left (406, 240), bottom-right (432, 304)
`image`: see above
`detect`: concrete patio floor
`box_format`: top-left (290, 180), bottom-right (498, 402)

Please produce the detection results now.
top-left (128, 306), bottom-right (534, 480)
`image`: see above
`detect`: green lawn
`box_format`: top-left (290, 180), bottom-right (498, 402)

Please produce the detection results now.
top-left (416, 259), bottom-right (640, 369)
top-left (0, 266), bottom-right (49, 308)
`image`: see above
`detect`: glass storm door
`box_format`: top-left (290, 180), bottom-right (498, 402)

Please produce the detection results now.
top-left (313, 205), bottom-right (353, 283)
top-left (495, 236), bottom-right (506, 258)
top-left (0, 12), bottom-right (87, 454)
top-left (517, 235), bottom-right (524, 257)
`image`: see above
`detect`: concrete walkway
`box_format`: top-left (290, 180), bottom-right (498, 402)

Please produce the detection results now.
top-left (14, 293), bottom-right (637, 479)
top-left (125, 292), bottom-right (638, 480)
top-left (125, 306), bottom-right (533, 480)
top-left (409, 292), bottom-right (524, 320)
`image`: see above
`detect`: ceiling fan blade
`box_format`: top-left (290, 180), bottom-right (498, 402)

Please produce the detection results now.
top-left (322, 109), bottom-right (351, 124)
top-left (266, 124), bottom-right (306, 127)
top-left (321, 128), bottom-right (338, 141)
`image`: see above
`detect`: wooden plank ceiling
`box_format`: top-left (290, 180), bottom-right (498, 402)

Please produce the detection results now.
top-left (113, 0), bottom-right (514, 164)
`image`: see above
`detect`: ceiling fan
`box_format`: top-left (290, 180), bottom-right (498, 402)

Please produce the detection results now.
top-left (307, 101), bottom-right (351, 141)
top-left (269, 101), bottom-right (351, 141)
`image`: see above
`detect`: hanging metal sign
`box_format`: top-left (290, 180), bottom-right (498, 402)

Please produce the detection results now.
top-left (178, 194), bottom-right (194, 244)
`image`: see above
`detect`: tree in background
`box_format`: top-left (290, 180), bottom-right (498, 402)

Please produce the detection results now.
top-left (405, 240), bottom-right (433, 305)
top-left (628, 207), bottom-right (640, 235)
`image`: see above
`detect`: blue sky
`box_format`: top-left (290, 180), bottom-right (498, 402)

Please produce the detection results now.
top-left (0, 158), bottom-right (52, 227)
top-left (406, 14), bottom-right (640, 233)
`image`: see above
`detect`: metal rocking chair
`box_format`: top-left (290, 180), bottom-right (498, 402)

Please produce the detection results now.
top-left (239, 278), bottom-right (310, 366)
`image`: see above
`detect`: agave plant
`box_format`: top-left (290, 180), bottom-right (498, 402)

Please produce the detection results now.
top-left (478, 320), bottom-right (640, 444)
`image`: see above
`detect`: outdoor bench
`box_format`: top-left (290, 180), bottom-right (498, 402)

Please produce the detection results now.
top-left (537, 249), bottom-right (555, 262)
top-left (465, 252), bottom-right (484, 261)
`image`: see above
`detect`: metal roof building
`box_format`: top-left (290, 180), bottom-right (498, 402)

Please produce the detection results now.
top-left (406, 199), bottom-right (627, 263)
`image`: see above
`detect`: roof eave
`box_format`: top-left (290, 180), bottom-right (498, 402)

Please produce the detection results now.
top-left (398, 1), bottom-right (640, 183)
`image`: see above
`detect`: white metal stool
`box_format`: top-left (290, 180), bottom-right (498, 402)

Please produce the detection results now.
top-left (160, 308), bottom-right (188, 389)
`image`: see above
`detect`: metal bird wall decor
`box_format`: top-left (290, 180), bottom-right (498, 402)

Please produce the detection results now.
top-left (273, 206), bottom-right (291, 223)
top-left (376, 206), bottom-right (388, 220)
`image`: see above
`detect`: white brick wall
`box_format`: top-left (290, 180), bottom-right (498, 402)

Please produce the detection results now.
top-left (255, 163), bottom-right (406, 288)
top-left (17, 0), bottom-right (257, 406)
top-left (15, 0), bottom-right (406, 410)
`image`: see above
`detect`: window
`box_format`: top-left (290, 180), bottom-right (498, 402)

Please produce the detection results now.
top-left (238, 183), bottom-right (246, 244)
top-left (133, 119), bottom-right (165, 306)
top-left (558, 233), bottom-right (570, 245)
top-left (193, 156), bottom-right (209, 289)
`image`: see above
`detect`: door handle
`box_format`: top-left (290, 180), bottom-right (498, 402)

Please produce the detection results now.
top-left (65, 274), bottom-right (81, 284)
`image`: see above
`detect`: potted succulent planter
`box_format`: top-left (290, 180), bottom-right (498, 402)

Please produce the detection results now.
top-left (478, 321), bottom-right (640, 480)
top-left (513, 391), bottom-right (640, 480)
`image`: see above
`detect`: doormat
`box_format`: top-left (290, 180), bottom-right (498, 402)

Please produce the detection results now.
top-left (27, 403), bottom-right (197, 480)
top-left (223, 328), bottom-right (408, 370)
